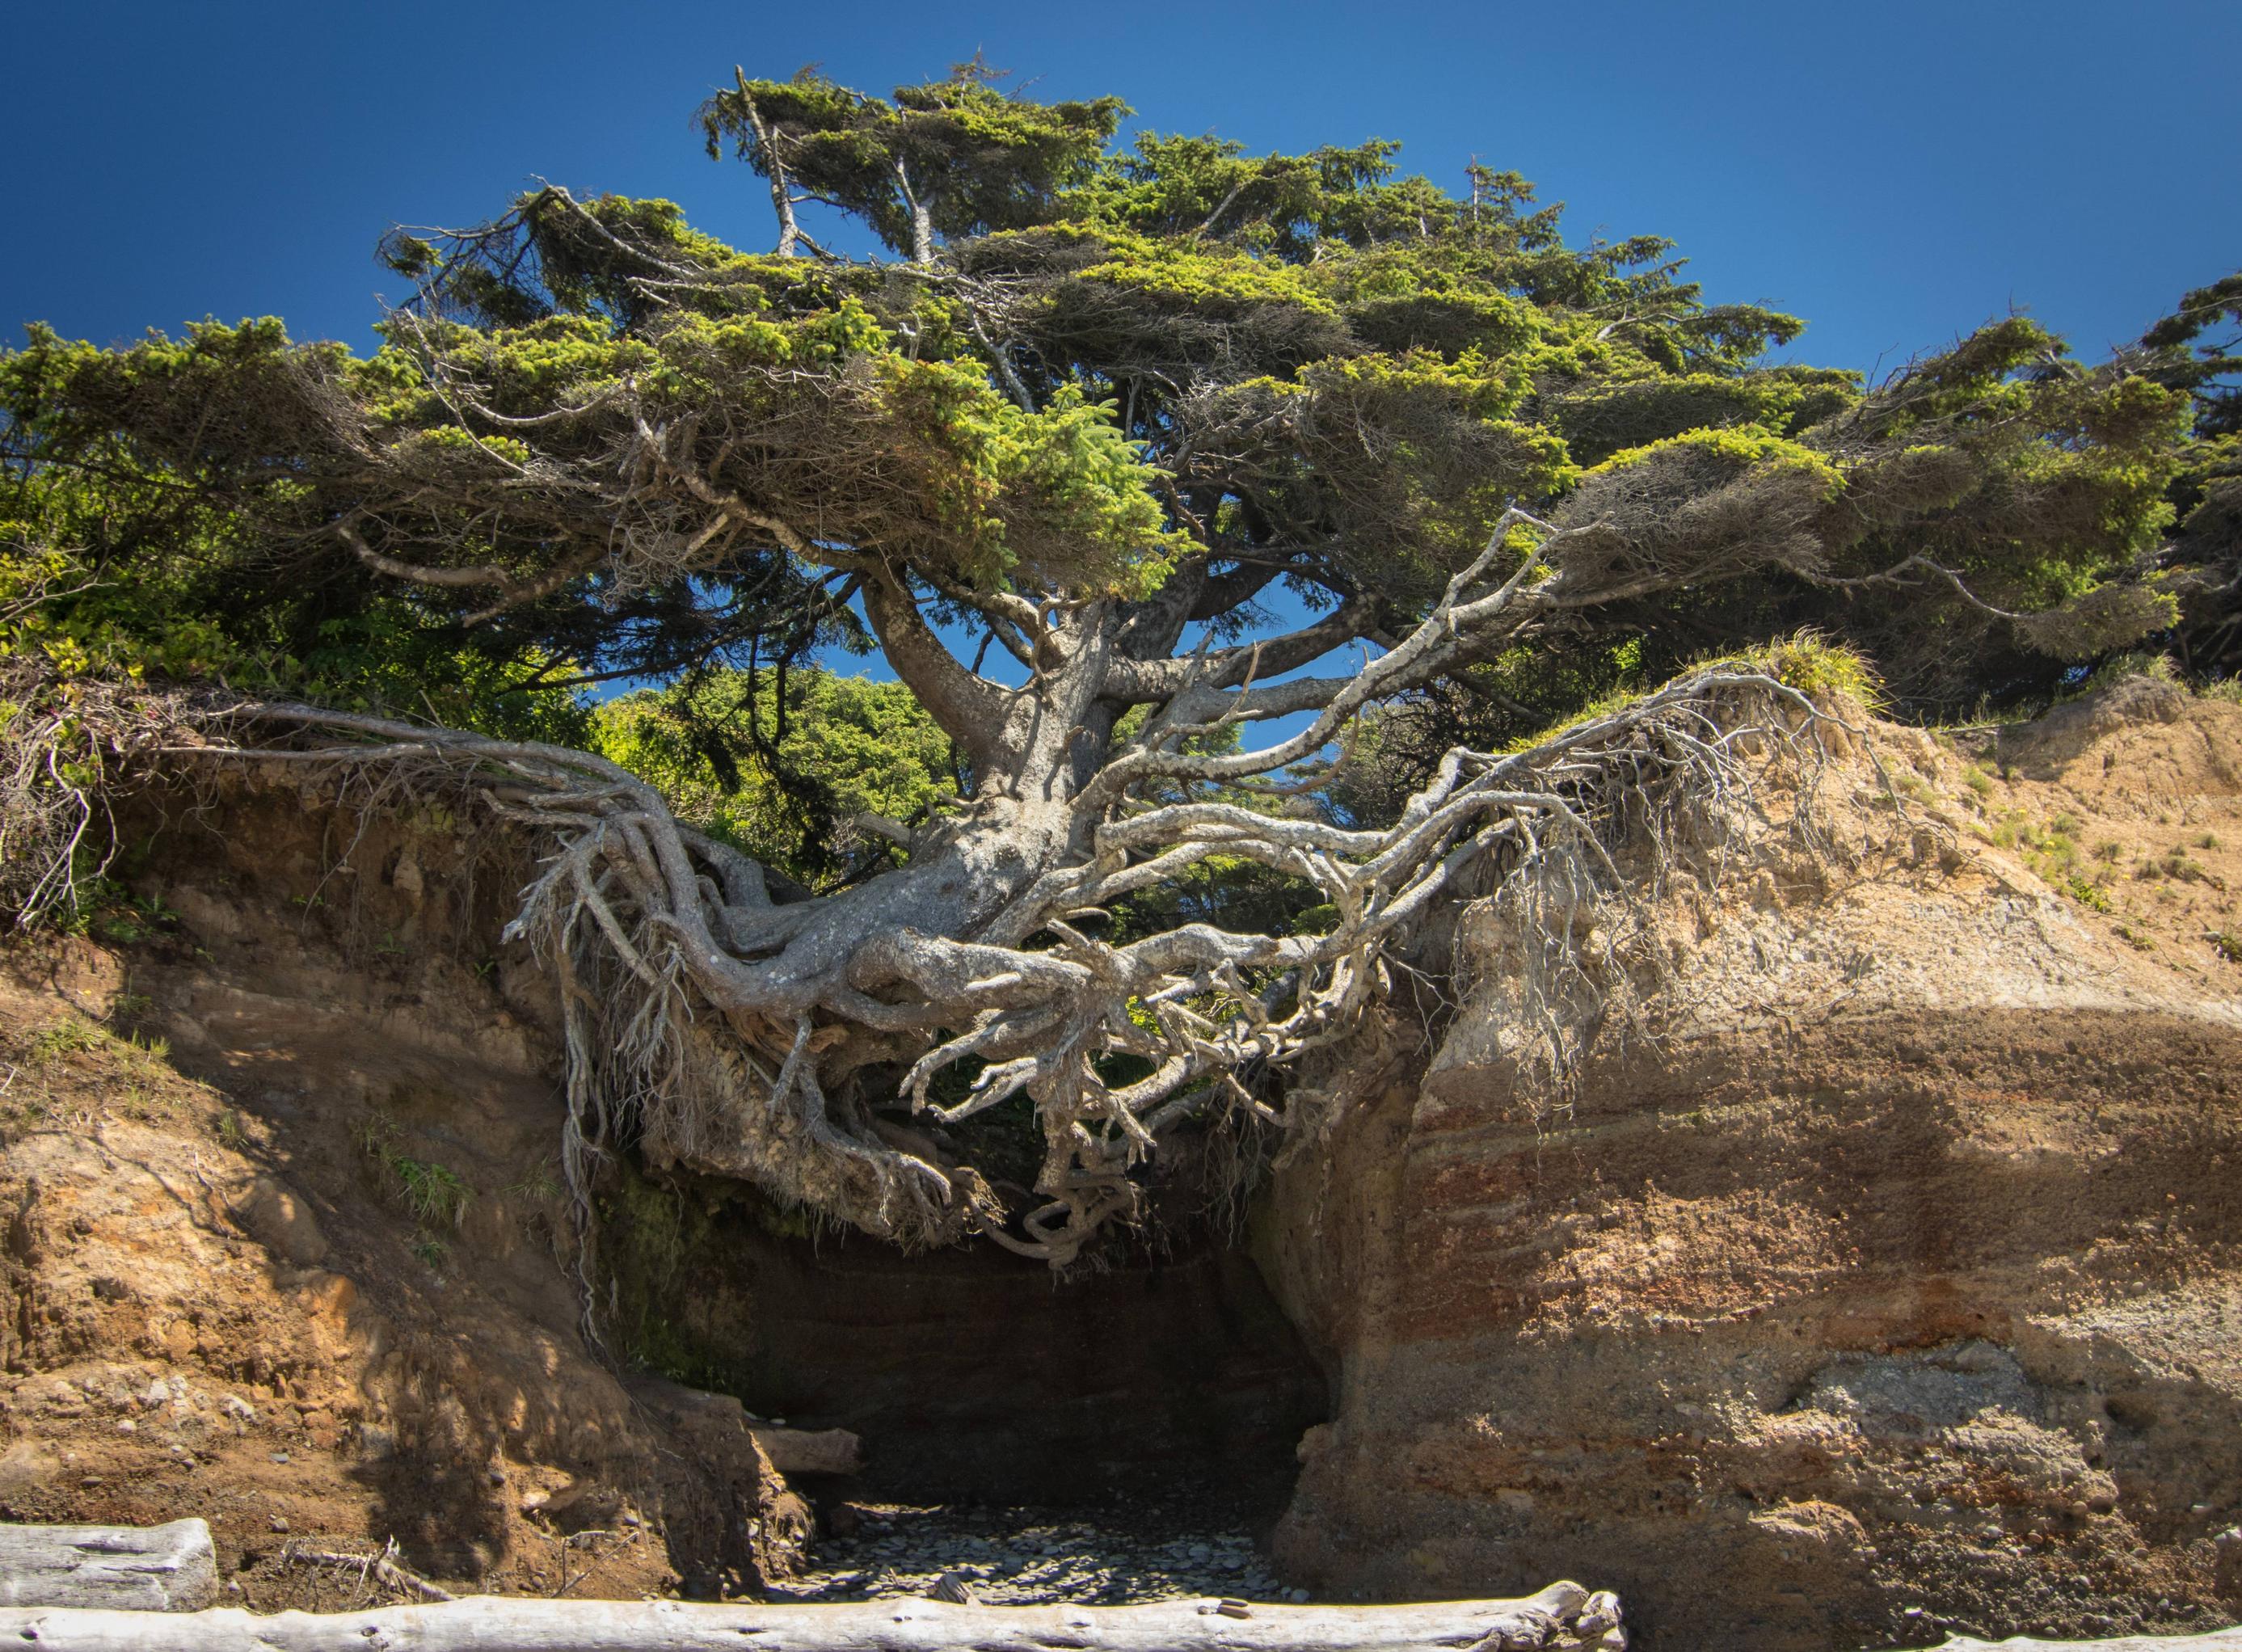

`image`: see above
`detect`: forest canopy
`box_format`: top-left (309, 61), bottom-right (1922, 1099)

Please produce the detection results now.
top-left (3, 58), bottom-right (2237, 1262)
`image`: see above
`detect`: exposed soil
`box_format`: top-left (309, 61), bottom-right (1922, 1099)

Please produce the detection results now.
top-left (0, 929), bottom-right (803, 1609)
top-left (1263, 676), bottom-right (2242, 1650)
top-left (3, 676), bottom-right (2240, 1648)
top-left (0, 765), bottom-right (1323, 1608)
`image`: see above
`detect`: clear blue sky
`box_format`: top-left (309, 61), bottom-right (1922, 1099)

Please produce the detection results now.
top-left (11, 0), bottom-right (2236, 372)
top-left (7, 0), bottom-right (2236, 731)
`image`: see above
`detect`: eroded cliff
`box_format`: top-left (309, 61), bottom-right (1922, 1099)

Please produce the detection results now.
top-left (2, 680), bottom-right (2239, 1647)
top-left (1262, 677), bottom-right (2242, 1647)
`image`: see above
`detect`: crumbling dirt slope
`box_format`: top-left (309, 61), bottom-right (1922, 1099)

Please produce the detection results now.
top-left (1261, 677), bottom-right (2242, 1651)
top-left (4, 680), bottom-right (2240, 1646)
top-left (0, 777), bottom-right (808, 1608)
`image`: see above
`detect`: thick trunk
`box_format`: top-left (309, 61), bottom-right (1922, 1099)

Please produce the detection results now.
top-left (0, 1582), bottom-right (1607, 1651)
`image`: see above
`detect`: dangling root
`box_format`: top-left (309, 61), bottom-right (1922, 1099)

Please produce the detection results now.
top-left (7, 653), bottom-right (1861, 1271)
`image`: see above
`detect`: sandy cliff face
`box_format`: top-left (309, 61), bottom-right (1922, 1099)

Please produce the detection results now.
top-left (0, 786), bottom-right (808, 1604)
top-left (1263, 681), bottom-right (2242, 1650)
top-left (5, 681), bottom-right (2240, 1641)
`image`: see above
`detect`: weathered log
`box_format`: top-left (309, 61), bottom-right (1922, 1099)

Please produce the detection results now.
top-left (1935, 1634), bottom-right (2242, 1651)
top-left (626, 1376), bottom-right (865, 1477)
top-left (0, 1582), bottom-right (1594, 1651)
top-left (748, 1425), bottom-right (865, 1477)
top-left (0, 1519), bottom-right (217, 1611)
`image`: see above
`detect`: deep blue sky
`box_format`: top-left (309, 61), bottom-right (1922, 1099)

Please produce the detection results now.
top-left (10, 0), bottom-right (2236, 373)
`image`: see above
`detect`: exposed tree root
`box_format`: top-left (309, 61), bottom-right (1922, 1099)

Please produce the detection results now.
top-left (108, 669), bottom-right (1846, 1275)
top-left (1, 520), bottom-right (1867, 1271)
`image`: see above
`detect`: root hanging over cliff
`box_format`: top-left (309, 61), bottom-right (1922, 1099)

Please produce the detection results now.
top-left (3, 509), bottom-right (1870, 1268)
top-left (20, 672), bottom-right (1850, 1274)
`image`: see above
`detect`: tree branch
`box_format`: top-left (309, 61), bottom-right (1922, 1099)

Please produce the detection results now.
top-left (730, 70), bottom-right (807, 258)
top-left (859, 571), bottom-right (1014, 773)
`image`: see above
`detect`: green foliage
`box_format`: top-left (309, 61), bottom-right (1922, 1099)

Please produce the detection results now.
top-left (355, 1110), bottom-right (471, 1228)
top-left (2, 463), bottom-right (590, 746)
top-left (590, 666), bottom-right (956, 887)
top-left (699, 59), bottom-right (1127, 259)
top-left (0, 53), bottom-right (2231, 844)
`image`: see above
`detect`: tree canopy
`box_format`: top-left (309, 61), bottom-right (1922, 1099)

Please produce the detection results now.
top-left (2, 58), bottom-right (2236, 1262)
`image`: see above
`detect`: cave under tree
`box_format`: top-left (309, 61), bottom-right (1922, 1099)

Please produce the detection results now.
top-left (2, 60), bottom-right (2236, 1266)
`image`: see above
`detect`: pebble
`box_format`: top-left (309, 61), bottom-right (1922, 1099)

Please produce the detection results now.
top-left (773, 1502), bottom-right (1302, 1607)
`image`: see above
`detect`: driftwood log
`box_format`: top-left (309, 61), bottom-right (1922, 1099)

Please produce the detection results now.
top-left (1936, 1635), bottom-right (2242, 1650)
top-left (626, 1376), bottom-right (865, 1477)
top-left (0, 1582), bottom-right (1604, 1652)
top-left (748, 1425), bottom-right (866, 1477)
top-left (0, 1519), bottom-right (217, 1611)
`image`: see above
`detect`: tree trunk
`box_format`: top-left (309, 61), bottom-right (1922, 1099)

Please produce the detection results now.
top-left (0, 1519), bottom-right (217, 1611)
top-left (0, 1582), bottom-right (1601, 1651)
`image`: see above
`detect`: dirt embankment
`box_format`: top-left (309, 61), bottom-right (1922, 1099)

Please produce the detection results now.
top-left (0, 778), bottom-right (808, 1606)
top-left (3, 679), bottom-right (2240, 1646)
top-left (0, 766), bottom-right (1324, 1608)
top-left (1260, 678), bottom-right (2242, 1649)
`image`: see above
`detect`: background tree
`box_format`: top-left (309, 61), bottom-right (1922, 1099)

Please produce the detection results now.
top-left (1, 60), bottom-right (2227, 1262)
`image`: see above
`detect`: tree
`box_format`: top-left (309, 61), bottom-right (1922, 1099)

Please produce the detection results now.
top-left (0, 62), bottom-right (2224, 1263)
top-left (588, 666), bottom-right (958, 890)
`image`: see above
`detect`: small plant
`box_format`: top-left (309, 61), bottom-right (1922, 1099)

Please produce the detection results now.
top-left (354, 1110), bottom-right (471, 1228)
top-left (504, 1164), bottom-right (563, 1204)
top-left (2092, 840), bottom-right (2124, 862)
top-left (411, 1233), bottom-right (451, 1269)
top-left (30, 1018), bottom-right (103, 1061)
top-left (394, 1156), bottom-right (470, 1229)
top-left (352, 1110), bottom-right (398, 1159)
top-left (215, 1108), bottom-right (248, 1149)
top-left (2114, 924), bottom-right (2156, 951)
top-left (125, 1030), bottom-right (170, 1065)
top-left (2210, 931), bottom-right (2242, 965)
top-left (1962, 765), bottom-right (1995, 799)
top-left (2061, 874), bottom-right (2110, 912)
top-left (2197, 832), bottom-right (2220, 850)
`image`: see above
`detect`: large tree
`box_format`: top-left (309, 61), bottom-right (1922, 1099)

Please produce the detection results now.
top-left (2, 62), bottom-right (2225, 1262)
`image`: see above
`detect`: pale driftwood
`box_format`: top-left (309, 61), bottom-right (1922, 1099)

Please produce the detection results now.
top-left (748, 1425), bottom-right (865, 1477)
top-left (0, 1519), bottom-right (217, 1611)
top-left (1936, 1633), bottom-right (2242, 1651)
top-left (0, 1581), bottom-right (1595, 1651)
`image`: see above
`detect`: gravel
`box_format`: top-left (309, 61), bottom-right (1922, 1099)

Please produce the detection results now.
top-left (770, 1500), bottom-right (1309, 1606)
